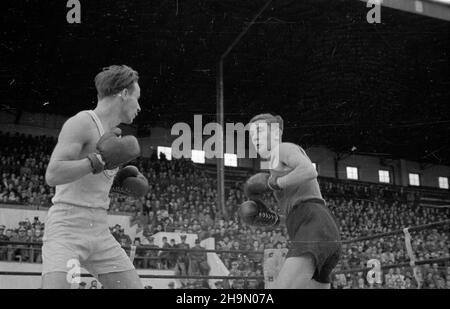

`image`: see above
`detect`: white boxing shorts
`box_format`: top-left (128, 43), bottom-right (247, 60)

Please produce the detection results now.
top-left (42, 203), bottom-right (134, 277)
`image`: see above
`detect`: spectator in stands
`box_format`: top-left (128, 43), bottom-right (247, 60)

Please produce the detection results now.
top-left (30, 227), bottom-right (43, 263)
top-left (393, 268), bottom-right (405, 289)
top-left (436, 277), bottom-right (446, 289)
top-left (0, 225), bottom-right (8, 260)
top-left (111, 224), bottom-right (121, 242)
top-left (227, 260), bottom-right (244, 289)
top-left (168, 238), bottom-right (178, 269)
top-left (189, 239), bottom-right (210, 276)
top-left (404, 277), bottom-right (414, 289)
top-left (133, 238), bottom-right (146, 269)
top-left (31, 217), bottom-right (42, 229)
top-left (143, 236), bottom-right (159, 269)
top-left (176, 235), bottom-right (190, 274)
top-left (158, 236), bottom-right (170, 269)
top-left (118, 228), bottom-right (132, 247)
top-left (357, 277), bottom-right (366, 289)
top-left (8, 226), bottom-right (30, 262)
top-left (89, 280), bottom-right (98, 289)
top-left (174, 235), bottom-right (190, 287)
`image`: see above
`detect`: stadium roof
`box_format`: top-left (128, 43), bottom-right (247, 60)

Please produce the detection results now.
top-left (1, 0), bottom-right (449, 165)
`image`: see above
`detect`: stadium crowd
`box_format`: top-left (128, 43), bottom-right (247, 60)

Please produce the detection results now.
top-left (0, 131), bottom-right (449, 289)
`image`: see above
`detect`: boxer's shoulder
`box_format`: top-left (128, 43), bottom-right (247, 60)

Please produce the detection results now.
top-left (71, 111), bottom-right (96, 129)
top-left (271, 143), bottom-right (298, 162)
top-left (278, 142), bottom-right (303, 153)
top-left (279, 143), bottom-right (310, 160)
top-left (59, 111), bottom-right (97, 143)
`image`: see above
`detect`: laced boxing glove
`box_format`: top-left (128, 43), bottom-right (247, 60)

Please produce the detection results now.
top-left (244, 173), bottom-right (282, 199)
top-left (111, 165), bottom-right (149, 198)
top-left (238, 199), bottom-right (280, 227)
top-left (87, 128), bottom-right (141, 174)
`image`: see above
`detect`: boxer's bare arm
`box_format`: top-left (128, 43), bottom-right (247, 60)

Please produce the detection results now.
top-left (275, 143), bottom-right (318, 189)
top-left (45, 113), bottom-right (94, 187)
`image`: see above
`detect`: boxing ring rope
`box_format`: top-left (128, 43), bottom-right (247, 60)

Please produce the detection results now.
top-left (0, 242), bottom-right (262, 255)
top-left (0, 271), bottom-right (263, 280)
top-left (2, 220), bottom-right (448, 249)
top-left (340, 219), bottom-right (450, 244)
top-left (0, 220), bottom-right (448, 285)
top-left (332, 257), bottom-right (450, 275)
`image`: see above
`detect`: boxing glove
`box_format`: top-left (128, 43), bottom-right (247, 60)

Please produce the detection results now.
top-left (244, 173), bottom-right (282, 199)
top-left (238, 199), bottom-right (280, 227)
top-left (111, 165), bottom-right (149, 198)
top-left (88, 128), bottom-right (141, 174)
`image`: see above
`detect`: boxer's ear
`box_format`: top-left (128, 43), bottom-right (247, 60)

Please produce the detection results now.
top-left (117, 89), bottom-right (127, 100)
top-left (121, 88), bottom-right (130, 99)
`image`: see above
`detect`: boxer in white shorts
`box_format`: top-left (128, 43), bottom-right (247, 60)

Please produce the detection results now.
top-left (42, 65), bottom-right (149, 289)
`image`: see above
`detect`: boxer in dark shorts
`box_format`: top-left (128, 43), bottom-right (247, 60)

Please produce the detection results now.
top-left (239, 113), bottom-right (341, 288)
top-left (285, 199), bottom-right (341, 284)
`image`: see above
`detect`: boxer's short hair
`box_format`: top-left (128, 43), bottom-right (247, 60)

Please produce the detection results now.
top-left (95, 65), bottom-right (139, 99)
top-left (248, 113), bottom-right (284, 132)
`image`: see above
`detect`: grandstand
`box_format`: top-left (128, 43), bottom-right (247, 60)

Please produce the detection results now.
top-left (0, 130), bottom-right (448, 289)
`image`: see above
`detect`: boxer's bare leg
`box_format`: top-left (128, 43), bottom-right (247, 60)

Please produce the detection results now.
top-left (98, 269), bottom-right (143, 289)
top-left (272, 254), bottom-right (330, 289)
top-left (41, 272), bottom-right (71, 289)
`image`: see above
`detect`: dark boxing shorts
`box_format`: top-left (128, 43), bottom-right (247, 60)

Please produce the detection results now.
top-left (285, 199), bottom-right (341, 284)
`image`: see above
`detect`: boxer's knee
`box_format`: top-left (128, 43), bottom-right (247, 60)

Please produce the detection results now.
top-left (98, 269), bottom-right (143, 289)
top-left (41, 272), bottom-right (72, 289)
top-left (272, 255), bottom-right (316, 289)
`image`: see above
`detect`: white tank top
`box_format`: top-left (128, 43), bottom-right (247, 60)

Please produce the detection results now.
top-left (51, 110), bottom-right (118, 209)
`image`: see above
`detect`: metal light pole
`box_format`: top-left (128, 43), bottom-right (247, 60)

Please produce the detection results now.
top-left (216, 0), bottom-right (273, 219)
